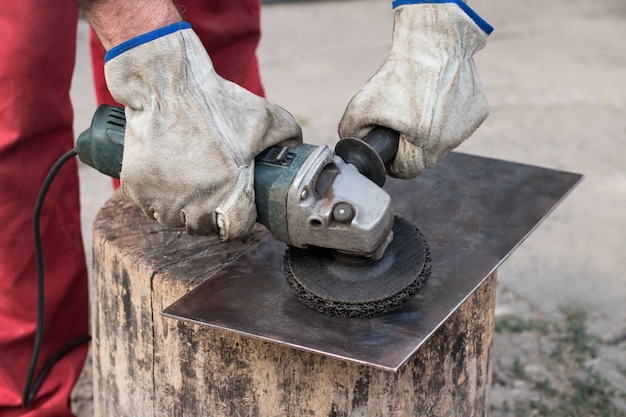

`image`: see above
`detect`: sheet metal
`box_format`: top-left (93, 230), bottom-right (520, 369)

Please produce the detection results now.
top-left (162, 152), bottom-right (582, 371)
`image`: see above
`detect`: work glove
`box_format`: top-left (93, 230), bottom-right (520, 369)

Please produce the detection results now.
top-left (104, 22), bottom-right (302, 239)
top-left (339, 0), bottom-right (493, 179)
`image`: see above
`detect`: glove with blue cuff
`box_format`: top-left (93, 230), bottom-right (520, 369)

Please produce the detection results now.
top-left (104, 22), bottom-right (302, 239)
top-left (339, 0), bottom-right (493, 179)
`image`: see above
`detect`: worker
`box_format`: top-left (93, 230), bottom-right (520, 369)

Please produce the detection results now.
top-left (0, 0), bottom-right (491, 415)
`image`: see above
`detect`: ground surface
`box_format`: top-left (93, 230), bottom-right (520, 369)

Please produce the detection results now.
top-left (69, 0), bottom-right (625, 414)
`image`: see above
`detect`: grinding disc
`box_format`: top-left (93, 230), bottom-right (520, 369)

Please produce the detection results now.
top-left (284, 216), bottom-right (431, 318)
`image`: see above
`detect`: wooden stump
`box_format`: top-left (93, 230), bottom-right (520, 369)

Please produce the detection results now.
top-left (92, 191), bottom-right (496, 417)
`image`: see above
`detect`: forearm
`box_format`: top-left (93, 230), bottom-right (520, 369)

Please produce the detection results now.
top-left (77, 0), bottom-right (183, 50)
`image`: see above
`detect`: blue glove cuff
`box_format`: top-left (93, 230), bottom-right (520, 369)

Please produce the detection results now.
top-left (392, 0), bottom-right (493, 35)
top-left (105, 21), bottom-right (192, 63)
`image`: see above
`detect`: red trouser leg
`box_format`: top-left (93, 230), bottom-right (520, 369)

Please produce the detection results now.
top-left (174, 0), bottom-right (265, 96)
top-left (90, 0), bottom-right (265, 102)
top-left (0, 3), bottom-right (89, 417)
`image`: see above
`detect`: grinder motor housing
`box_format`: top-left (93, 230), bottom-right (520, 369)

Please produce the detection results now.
top-left (76, 104), bottom-right (399, 258)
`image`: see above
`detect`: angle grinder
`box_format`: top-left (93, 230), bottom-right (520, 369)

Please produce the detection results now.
top-left (77, 105), bottom-right (430, 318)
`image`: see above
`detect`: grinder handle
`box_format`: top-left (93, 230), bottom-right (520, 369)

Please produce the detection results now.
top-left (334, 126), bottom-right (400, 187)
top-left (361, 126), bottom-right (400, 165)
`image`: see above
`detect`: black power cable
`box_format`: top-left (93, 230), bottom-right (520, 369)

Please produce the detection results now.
top-left (22, 148), bottom-right (91, 408)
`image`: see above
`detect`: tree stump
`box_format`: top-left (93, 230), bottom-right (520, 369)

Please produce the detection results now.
top-left (91, 191), bottom-right (496, 417)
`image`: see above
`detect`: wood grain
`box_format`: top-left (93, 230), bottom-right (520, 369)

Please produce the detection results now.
top-left (92, 191), bottom-right (495, 416)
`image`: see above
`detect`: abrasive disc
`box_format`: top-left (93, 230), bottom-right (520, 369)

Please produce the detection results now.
top-left (284, 216), bottom-right (431, 318)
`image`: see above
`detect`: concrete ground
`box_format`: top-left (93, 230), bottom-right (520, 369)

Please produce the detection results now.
top-left (70, 0), bottom-right (626, 414)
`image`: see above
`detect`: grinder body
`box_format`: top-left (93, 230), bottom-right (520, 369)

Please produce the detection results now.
top-left (77, 105), bottom-right (431, 318)
top-left (76, 105), bottom-right (395, 258)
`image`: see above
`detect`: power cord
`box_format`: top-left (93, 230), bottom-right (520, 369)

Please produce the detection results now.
top-left (22, 148), bottom-right (91, 408)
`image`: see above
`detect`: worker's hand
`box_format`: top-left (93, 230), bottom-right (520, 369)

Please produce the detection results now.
top-left (104, 23), bottom-right (302, 239)
top-left (339, 1), bottom-right (493, 179)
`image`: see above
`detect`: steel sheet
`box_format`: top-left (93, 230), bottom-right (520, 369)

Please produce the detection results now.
top-left (163, 152), bottom-right (582, 371)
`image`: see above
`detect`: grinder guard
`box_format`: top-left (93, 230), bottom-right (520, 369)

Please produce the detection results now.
top-left (255, 144), bottom-right (394, 257)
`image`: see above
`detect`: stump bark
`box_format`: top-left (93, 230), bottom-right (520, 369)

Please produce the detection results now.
top-left (92, 191), bottom-right (496, 417)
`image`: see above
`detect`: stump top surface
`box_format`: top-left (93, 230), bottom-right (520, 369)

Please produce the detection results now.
top-left (159, 152), bottom-right (581, 371)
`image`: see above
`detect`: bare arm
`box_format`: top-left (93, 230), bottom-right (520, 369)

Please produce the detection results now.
top-left (77, 0), bottom-right (183, 50)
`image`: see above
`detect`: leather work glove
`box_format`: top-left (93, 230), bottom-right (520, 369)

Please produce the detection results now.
top-left (339, 0), bottom-right (493, 179)
top-left (104, 22), bottom-right (302, 239)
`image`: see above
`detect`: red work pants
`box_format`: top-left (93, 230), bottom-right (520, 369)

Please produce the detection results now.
top-left (0, 1), bottom-right (263, 416)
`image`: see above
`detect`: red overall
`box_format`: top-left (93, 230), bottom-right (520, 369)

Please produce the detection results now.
top-left (0, 1), bottom-right (263, 415)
